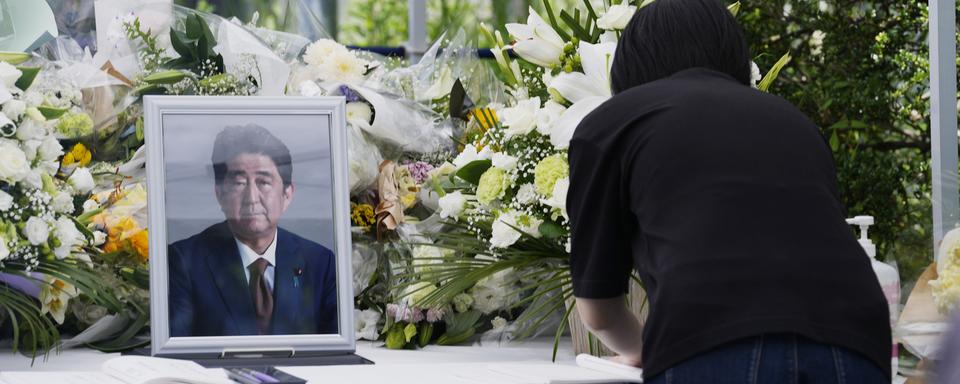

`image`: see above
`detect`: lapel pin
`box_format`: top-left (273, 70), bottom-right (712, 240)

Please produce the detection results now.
top-left (293, 267), bottom-right (303, 288)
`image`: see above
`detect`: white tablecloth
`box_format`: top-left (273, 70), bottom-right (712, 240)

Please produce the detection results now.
top-left (0, 338), bottom-right (581, 383)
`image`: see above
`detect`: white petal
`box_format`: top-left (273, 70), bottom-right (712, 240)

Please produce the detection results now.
top-left (550, 97), bottom-right (608, 149)
top-left (505, 23), bottom-right (534, 41)
top-left (550, 72), bottom-right (608, 103)
top-left (578, 41), bottom-right (617, 92)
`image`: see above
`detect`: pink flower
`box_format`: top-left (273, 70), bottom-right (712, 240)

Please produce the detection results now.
top-left (405, 161), bottom-right (435, 184)
top-left (426, 308), bottom-right (445, 323)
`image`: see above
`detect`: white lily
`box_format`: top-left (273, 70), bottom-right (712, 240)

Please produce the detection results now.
top-left (547, 41), bottom-right (617, 148)
top-left (506, 7), bottom-right (565, 67)
top-left (597, 4), bottom-right (637, 30)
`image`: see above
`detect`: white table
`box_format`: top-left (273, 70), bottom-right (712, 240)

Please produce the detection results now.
top-left (0, 338), bottom-right (585, 383)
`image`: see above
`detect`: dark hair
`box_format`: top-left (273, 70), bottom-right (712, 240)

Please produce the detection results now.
top-left (610, 0), bottom-right (752, 94)
top-left (211, 124), bottom-right (293, 186)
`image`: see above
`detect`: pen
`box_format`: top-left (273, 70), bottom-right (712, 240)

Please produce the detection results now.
top-left (226, 368), bottom-right (262, 384)
top-left (241, 368), bottom-right (280, 383)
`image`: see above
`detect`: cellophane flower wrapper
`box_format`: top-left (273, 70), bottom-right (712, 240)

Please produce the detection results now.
top-left (93, 0), bottom-right (175, 82)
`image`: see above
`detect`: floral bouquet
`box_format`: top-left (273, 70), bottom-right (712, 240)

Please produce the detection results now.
top-left (0, 55), bottom-right (122, 355)
top-left (396, 0), bottom-right (790, 355)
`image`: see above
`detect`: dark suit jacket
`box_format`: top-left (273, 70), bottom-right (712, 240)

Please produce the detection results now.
top-left (168, 222), bottom-right (338, 336)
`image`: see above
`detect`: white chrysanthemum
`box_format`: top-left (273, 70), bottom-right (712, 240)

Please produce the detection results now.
top-left (24, 216), bottom-right (49, 246)
top-left (317, 50), bottom-right (366, 84)
top-left (303, 39), bottom-right (348, 67)
top-left (23, 169), bottom-right (42, 190)
top-left (810, 30), bottom-right (826, 56)
top-left (346, 102), bottom-right (373, 126)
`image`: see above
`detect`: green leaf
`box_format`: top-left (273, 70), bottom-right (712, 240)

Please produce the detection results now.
top-left (727, 1), bottom-right (741, 17)
top-left (142, 70), bottom-right (188, 84)
top-left (169, 30), bottom-right (194, 61)
top-left (829, 130), bottom-right (840, 151)
top-left (417, 322), bottom-right (434, 347)
top-left (0, 51), bottom-right (31, 64)
top-left (384, 324), bottom-right (406, 349)
top-left (541, 0), bottom-right (571, 42)
top-left (455, 159), bottom-right (493, 185)
top-left (14, 67), bottom-right (40, 90)
top-left (134, 83), bottom-right (167, 96)
top-left (403, 322), bottom-right (418, 343)
top-left (758, 52), bottom-right (792, 92)
top-left (638, 0), bottom-right (657, 9)
top-left (185, 13), bottom-right (204, 39)
top-left (539, 221), bottom-right (565, 239)
top-left (38, 105), bottom-right (69, 120)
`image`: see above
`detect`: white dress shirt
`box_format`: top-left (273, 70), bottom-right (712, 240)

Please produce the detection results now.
top-left (235, 231), bottom-right (277, 291)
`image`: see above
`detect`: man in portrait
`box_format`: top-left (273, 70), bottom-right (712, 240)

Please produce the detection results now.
top-left (168, 124), bottom-right (338, 337)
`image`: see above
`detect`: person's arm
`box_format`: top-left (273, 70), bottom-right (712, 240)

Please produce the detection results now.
top-left (575, 296), bottom-right (644, 366)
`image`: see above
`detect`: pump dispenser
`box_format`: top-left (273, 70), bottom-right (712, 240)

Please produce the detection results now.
top-left (846, 215), bottom-right (899, 377)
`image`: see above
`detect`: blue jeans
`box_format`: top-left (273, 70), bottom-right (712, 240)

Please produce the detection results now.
top-left (645, 334), bottom-right (887, 384)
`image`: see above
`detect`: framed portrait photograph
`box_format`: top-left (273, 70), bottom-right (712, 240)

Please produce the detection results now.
top-left (144, 96), bottom-right (356, 361)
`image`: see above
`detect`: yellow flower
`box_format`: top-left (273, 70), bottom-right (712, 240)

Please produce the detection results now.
top-left (129, 229), bottom-right (149, 263)
top-left (62, 143), bottom-right (92, 167)
top-left (395, 167), bottom-right (419, 209)
top-left (350, 203), bottom-right (376, 227)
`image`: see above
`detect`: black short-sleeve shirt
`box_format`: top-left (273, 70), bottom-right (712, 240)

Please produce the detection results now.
top-left (567, 67), bottom-right (891, 379)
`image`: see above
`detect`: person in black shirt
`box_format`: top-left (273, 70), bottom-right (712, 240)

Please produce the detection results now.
top-left (567, 0), bottom-right (891, 382)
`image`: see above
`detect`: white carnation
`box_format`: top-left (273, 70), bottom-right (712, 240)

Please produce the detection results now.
top-left (51, 192), bottom-right (74, 214)
top-left (3, 99), bottom-right (25, 120)
top-left (500, 97), bottom-right (540, 139)
top-left (438, 191), bottom-right (467, 220)
top-left (0, 141), bottom-right (30, 183)
top-left (24, 216), bottom-right (49, 246)
top-left (38, 136), bottom-right (63, 161)
top-left (68, 168), bottom-right (95, 195)
top-left (0, 189), bottom-right (12, 211)
top-left (20, 139), bottom-right (39, 161)
top-left (0, 62), bottom-right (21, 89)
top-left (491, 152), bottom-right (518, 172)
top-left (54, 217), bottom-right (83, 259)
top-left (452, 144), bottom-right (492, 169)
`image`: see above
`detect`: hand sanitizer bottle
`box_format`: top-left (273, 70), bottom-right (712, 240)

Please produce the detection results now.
top-left (846, 215), bottom-right (900, 377)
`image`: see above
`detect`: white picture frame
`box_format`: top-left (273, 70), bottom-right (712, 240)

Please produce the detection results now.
top-left (144, 96), bottom-right (355, 358)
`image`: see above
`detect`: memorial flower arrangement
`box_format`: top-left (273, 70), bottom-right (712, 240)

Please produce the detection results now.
top-left (397, 0), bottom-right (791, 353)
top-left (0, 56), bottom-right (122, 355)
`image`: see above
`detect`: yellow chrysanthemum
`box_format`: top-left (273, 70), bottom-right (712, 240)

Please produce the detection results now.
top-left (351, 203), bottom-right (376, 227)
top-left (129, 229), bottom-right (149, 263)
top-left (61, 143), bottom-right (92, 167)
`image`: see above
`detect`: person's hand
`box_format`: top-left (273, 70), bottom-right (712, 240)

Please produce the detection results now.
top-left (610, 354), bottom-right (643, 368)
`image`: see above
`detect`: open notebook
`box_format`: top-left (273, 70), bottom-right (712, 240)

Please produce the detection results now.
top-left (0, 356), bottom-right (233, 384)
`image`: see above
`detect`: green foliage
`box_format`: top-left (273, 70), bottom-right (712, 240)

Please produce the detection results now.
top-left (738, 1), bottom-right (950, 285)
top-left (166, 13), bottom-right (225, 75)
